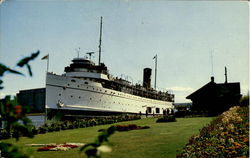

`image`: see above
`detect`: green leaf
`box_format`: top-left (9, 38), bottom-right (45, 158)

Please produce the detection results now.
top-left (107, 126), bottom-right (116, 136)
top-left (26, 64), bottom-right (32, 76)
top-left (17, 50), bottom-right (40, 67)
top-left (0, 63), bottom-right (23, 77)
top-left (79, 143), bottom-right (98, 153)
top-left (85, 148), bottom-right (99, 158)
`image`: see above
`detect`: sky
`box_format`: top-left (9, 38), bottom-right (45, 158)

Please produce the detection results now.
top-left (0, 0), bottom-right (249, 103)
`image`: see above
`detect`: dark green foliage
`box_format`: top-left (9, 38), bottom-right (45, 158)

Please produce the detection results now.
top-left (0, 96), bottom-right (34, 141)
top-left (156, 115), bottom-right (176, 123)
top-left (177, 106), bottom-right (249, 158)
top-left (38, 126), bottom-right (48, 134)
top-left (0, 142), bottom-right (30, 158)
top-left (16, 51), bottom-right (40, 76)
top-left (240, 94), bottom-right (249, 106)
top-left (0, 51), bottom-right (40, 89)
top-left (79, 126), bottom-right (117, 158)
top-left (0, 63), bottom-right (23, 77)
top-left (0, 51), bottom-right (40, 158)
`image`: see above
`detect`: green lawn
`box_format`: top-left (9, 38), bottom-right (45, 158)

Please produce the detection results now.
top-left (3, 117), bottom-right (213, 158)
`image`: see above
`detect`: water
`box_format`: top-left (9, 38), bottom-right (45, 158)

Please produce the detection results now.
top-left (27, 115), bottom-right (45, 127)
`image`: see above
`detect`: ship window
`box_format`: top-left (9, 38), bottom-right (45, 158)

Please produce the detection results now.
top-left (147, 107), bottom-right (152, 113)
top-left (68, 84), bottom-right (70, 86)
top-left (77, 85), bottom-right (80, 87)
top-left (71, 79), bottom-right (76, 82)
top-left (105, 90), bottom-right (107, 92)
top-left (63, 87), bottom-right (66, 90)
top-left (84, 82), bottom-right (88, 84)
top-left (156, 108), bottom-right (160, 113)
top-left (59, 94), bottom-right (61, 96)
top-left (90, 98), bottom-right (92, 100)
top-left (71, 95), bottom-right (73, 98)
top-left (79, 96), bottom-right (81, 99)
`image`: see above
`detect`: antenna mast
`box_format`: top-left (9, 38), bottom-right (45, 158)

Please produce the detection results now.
top-left (153, 54), bottom-right (157, 89)
top-left (224, 66), bottom-right (228, 83)
top-left (98, 16), bottom-right (103, 65)
top-left (210, 50), bottom-right (214, 77)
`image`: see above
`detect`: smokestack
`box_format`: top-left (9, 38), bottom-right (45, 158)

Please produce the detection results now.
top-left (143, 68), bottom-right (152, 89)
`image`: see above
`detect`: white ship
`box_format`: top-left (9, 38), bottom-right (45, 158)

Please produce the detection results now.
top-left (45, 17), bottom-right (174, 117)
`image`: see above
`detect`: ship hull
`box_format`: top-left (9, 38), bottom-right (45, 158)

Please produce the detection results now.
top-left (46, 73), bottom-right (174, 116)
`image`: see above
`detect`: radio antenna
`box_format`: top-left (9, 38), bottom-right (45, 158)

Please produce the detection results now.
top-left (210, 50), bottom-right (214, 77)
top-left (76, 47), bottom-right (81, 58)
top-left (98, 16), bottom-right (103, 65)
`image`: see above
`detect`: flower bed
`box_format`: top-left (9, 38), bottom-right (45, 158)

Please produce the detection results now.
top-left (177, 106), bottom-right (249, 158)
top-left (112, 124), bottom-right (150, 131)
top-left (36, 143), bottom-right (84, 151)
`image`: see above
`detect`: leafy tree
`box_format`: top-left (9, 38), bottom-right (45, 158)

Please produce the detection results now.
top-left (0, 51), bottom-right (40, 158)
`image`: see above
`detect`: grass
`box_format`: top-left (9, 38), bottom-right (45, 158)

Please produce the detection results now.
top-left (3, 117), bottom-right (213, 158)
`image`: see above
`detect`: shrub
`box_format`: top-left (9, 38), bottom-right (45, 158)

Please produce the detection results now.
top-left (0, 129), bottom-right (11, 139)
top-left (31, 127), bottom-right (38, 135)
top-left (240, 95), bottom-right (249, 106)
top-left (38, 126), bottom-right (47, 134)
top-left (177, 106), bottom-right (249, 158)
top-left (156, 115), bottom-right (176, 123)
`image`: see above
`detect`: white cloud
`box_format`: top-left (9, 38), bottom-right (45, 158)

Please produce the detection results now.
top-left (167, 86), bottom-right (194, 92)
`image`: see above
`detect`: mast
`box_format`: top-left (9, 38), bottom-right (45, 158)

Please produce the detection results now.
top-left (225, 66), bottom-right (228, 83)
top-left (98, 16), bottom-right (103, 65)
top-left (153, 54), bottom-right (157, 89)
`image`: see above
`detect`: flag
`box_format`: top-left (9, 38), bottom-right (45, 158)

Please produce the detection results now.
top-left (41, 54), bottom-right (49, 60)
top-left (153, 54), bottom-right (157, 59)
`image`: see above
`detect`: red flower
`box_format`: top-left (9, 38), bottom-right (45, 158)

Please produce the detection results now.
top-left (15, 105), bottom-right (22, 118)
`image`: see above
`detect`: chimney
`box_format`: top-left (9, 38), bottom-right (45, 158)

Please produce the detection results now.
top-left (211, 76), bottom-right (215, 83)
top-left (143, 68), bottom-right (152, 89)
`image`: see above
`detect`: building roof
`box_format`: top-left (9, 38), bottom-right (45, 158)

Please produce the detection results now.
top-left (186, 77), bottom-right (241, 100)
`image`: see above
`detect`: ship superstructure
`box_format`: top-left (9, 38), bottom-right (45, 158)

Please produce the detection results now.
top-left (45, 17), bottom-right (174, 116)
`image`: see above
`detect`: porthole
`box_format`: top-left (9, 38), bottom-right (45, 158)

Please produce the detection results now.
top-left (84, 82), bottom-right (88, 84)
top-left (68, 84), bottom-right (70, 86)
top-left (79, 96), bottom-right (81, 99)
top-left (71, 95), bottom-right (73, 98)
top-left (59, 94), bottom-right (61, 96)
top-left (71, 79), bottom-right (76, 82)
top-left (90, 98), bottom-right (92, 100)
